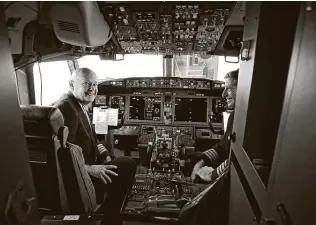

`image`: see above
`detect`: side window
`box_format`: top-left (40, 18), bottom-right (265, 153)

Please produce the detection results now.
top-left (33, 61), bottom-right (71, 105)
top-left (218, 56), bottom-right (240, 130)
top-left (217, 56), bottom-right (240, 81)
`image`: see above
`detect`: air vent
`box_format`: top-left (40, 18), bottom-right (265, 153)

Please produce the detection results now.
top-left (57, 20), bottom-right (80, 33)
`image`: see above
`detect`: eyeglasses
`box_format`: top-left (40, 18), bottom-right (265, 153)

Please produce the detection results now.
top-left (82, 82), bottom-right (98, 88)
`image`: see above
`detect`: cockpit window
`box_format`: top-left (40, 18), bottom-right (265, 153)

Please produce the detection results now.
top-left (32, 55), bottom-right (239, 106)
top-left (174, 55), bottom-right (218, 78)
top-left (174, 55), bottom-right (240, 80)
top-left (77, 54), bottom-right (239, 82)
top-left (77, 54), bottom-right (164, 81)
top-left (33, 61), bottom-right (71, 105)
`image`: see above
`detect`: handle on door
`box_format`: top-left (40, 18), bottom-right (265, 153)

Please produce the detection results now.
top-left (276, 203), bottom-right (293, 225)
top-left (228, 132), bottom-right (236, 142)
top-left (261, 203), bottom-right (293, 225)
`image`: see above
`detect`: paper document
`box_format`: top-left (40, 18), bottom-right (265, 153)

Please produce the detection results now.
top-left (92, 107), bottom-right (119, 134)
top-left (107, 108), bottom-right (119, 126)
top-left (93, 107), bottom-right (108, 134)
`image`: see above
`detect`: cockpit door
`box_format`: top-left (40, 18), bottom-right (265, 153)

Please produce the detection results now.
top-left (264, 4), bottom-right (316, 225)
top-left (228, 2), bottom-right (301, 225)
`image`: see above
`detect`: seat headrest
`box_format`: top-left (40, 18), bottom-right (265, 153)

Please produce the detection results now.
top-left (20, 105), bottom-right (64, 135)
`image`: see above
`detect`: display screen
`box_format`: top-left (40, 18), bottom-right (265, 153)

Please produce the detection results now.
top-left (109, 96), bottom-right (125, 119)
top-left (94, 95), bottom-right (107, 105)
top-left (129, 96), bottom-right (162, 121)
top-left (211, 98), bottom-right (225, 123)
top-left (174, 97), bottom-right (207, 123)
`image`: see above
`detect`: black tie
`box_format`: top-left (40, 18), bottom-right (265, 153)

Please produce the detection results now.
top-left (83, 109), bottom-right (92, 129)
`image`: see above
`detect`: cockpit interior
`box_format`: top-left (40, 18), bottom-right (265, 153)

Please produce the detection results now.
top-left (5, 1), bottom-right (241, 224)
top-left (1, 1), bottom-right (315, 225)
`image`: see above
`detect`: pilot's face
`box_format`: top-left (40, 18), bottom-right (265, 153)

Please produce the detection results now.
top-left (222, 77), bottom-right (237, 110)
top-left (71, 71), bottom-right (98, 105)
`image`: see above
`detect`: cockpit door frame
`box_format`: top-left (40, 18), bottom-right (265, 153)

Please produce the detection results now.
top-left (0, 3), bottom-right (40, 224)
top-left (229, 2), bottom-right (301, 225)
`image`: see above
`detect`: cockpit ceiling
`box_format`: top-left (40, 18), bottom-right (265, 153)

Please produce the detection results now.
top-left (4, 1), bottom-right (236, 66)
top-left (97, 2), bottom-right (235, 56)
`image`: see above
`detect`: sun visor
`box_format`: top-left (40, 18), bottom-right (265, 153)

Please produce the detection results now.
top-left (50, 2), bottom-right (112, 47)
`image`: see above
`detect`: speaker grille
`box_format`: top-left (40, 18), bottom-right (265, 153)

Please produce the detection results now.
top-left (57, 20), bottom-right (80, 33)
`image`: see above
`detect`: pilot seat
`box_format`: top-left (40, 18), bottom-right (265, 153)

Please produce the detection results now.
top-left (20, 105), bottom-right (104, 224)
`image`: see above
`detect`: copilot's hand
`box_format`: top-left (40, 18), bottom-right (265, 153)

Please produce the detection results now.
top-left (196, 166), bottom-right (214, 182)
top-left (191, 159), bottom-right (204, 181)
top-left (105, 156), bottom-right (112, 162)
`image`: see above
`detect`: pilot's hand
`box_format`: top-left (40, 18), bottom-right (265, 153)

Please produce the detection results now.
top-left (191, 159), bottom-right (204, 181)
top-left (88, 165), bottom-right (118, 184)
top-left (196, 166), bottom-right (214, 182)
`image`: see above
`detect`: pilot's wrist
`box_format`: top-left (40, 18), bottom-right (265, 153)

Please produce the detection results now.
top-left (85, 165), bottom-right (93, 175)
top-left (97, 144), bottom-right (109, 154)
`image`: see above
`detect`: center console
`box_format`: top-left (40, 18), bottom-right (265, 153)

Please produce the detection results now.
top-left (121, 120), bottom-right (201, 219)
top-left (122, 172), bottom-right (194, 218)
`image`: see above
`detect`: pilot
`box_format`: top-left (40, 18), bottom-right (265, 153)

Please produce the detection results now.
top-left (191, 69), bottom-right (239, 183)
top-left (53, 67), bottom-right (136, 225)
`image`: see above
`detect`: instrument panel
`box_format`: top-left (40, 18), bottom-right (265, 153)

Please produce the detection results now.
top-left (123, 173), bottom-right (193, 217)
top-left (129, 96), bottom-right (162, 121)
top-left (174, 97), bottom-right (207, 123)
top-left (106, 77), bottom-right (225, 90)
top-left (109, 96), bottom-right (126, 119)
top-left (94, 77), bottom-right (226, 152)
top-left (125, 78), bottom-right (212, 89)
top-left (138, 125), bottom-right (195, 147)
top-left (96, 77), bottom-right (225, 126)
top-left (99, 2), bottom-right (234, 56)
top-left (107, 77), bottom-right (225, 91)
top-left (93, 76), bottom-right (227, 218)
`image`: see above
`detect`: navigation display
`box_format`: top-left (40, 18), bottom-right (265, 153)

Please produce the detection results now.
top-left (94, 95), bottom-right (107, 105)
top-left (174, 97), bottom-right (207, 123)
top-left (129, 96), bottom-right (162, 121)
